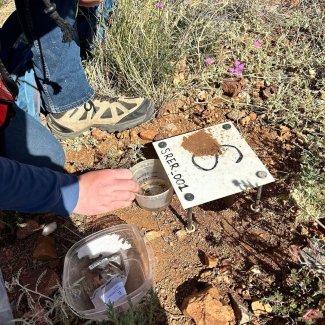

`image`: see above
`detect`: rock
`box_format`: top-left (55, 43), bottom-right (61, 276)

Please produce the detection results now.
top-left (229, 293), bottom-right (251, 325)
top-left (249, 112), bottom-right (257, 121)
top-left (200, 251), bottom-right (218, 268)
top-left (145, 230), bottom-right (163, 242)
top-left (240, 115), bottom-right (251, 126)
top-left (214, 274), bottom-right (232, 285)
top-left (251, 301), bottom-right (272, 317)
top-left (200, 269), bottom-right (212, 278)
top-left (162, 123), bottom-right (178, 134)
top-left (226, 110), bottom-right (247, 121)
top-left (91, 128), bottom-right (107, 140)
top-left (33, 236), bottom-right (58, 261)
top-left (16, 219), bottom-right (42, 239)
top-left (221, 78), bottom-right (245, 97)
top-left (278, 125), bottom-right (291, 142)
top-left (219, 258), bottom-right (232, 273)
top-left (154, 133), bottom-right (165, 141)
top-left (181, 287), bottom-right (235, 325)
top-left (130, 129), bottom-right (138, 143)
top-left (262, 85), bottom-right (277, 99)
top-left (197, 90), bottom-right (208, 102)
top-left (242, 290), bottom-right (251, 300)
top-left (250, 265), bottom-right (262, 275)
top-left (20, 268), bottom-right (60, 300)
top-left (41, 222), bottom-right (57, 236)
top-left (175, 229), bottom-right (187, 241)
top-left (139, 129), bottom-right (158, 141)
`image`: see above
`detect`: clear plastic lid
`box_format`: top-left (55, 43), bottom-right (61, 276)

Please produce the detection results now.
top-left (62, 225), bottom-right (154, 320)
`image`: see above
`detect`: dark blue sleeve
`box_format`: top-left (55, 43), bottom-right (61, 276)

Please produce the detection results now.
top-left (0, 157), bottom-right (79, 217)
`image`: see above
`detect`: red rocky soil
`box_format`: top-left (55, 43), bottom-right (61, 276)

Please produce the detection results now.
top-left (1, 88), bottom-right (324, 324)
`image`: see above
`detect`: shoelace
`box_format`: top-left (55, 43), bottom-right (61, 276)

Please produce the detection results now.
top-left (84, 100), bottom-right (97, 113)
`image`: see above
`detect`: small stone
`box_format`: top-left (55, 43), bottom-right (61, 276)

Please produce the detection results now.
top-left (162, 123), bottom-right (177, 134)
top-left (229, 293), bottom-right (251, 325)
top-left (175, 229), bottom-right (187, 241)
top-left (130, 129), bottom-right (138, 143)
top-left (16, 219), bottom-right (42, 239)
top-left (249, 112), bottom-right (257, 121)
top-left (251, 301), bottom-right (272, 317)
top-left (201, 252), bottom-right (218, 268)
top-left (214, 275), bottom-right (231, 284)
top-left (33, 236), bottom-right (58, 261)
top-left (41, 222), bottom-right (57, 236)
top-left (145, 230), bottom-right (163, 242)
top-left (181, 287), bottom-right (235, 325)
top-left (279, 125), bottom-right (291, 142)
top-left (197, 90), bottom-right (208, 102)
top-left (262, 85), bottom-right (277, 99)
top-left (242, 290), bottom-right (251, 300)
top-left (139, 129), bottom-right (158, 141)
top-left (226, 110), bottom-right (247, 121)
top-left (240, 115), bottom-right (251, 126)
top-left (154, 133), bottom-right (165, 141)
top-left (221, 78), bottom-right (245, 97)
top-left (91, 128), bottom-right (107, 140)
top-left (250, 265), bottom-right (262, 275)
top-left (200, 269), bottom-right (212, 278)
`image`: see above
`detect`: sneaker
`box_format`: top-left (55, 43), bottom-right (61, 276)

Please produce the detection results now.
top-left (46, 97), bottom-right (155, 139)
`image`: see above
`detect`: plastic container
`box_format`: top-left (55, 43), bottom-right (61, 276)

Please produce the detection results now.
top-left (62, 225), bottom-right (154, 320)
top-left (130, 159), bottom-right (173, 211)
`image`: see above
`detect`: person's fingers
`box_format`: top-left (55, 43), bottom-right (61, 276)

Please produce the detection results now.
top-left (108, 200), bottom-right (133, 212)
top-left (106, 169), bottom-right (134, 180)
top-left (108, 179), bottom-right (139, 193)
top-left (111, 191), bottom-right (136, 202)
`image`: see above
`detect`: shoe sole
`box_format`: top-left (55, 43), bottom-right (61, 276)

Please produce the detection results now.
top-left (47, 102), bottom-right (155, 140)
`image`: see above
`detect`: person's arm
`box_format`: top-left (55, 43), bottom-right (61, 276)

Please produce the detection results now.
top-left (0, 157), bottom-right (78, 216)
top-left (0, 157), bottom-right (139, 217)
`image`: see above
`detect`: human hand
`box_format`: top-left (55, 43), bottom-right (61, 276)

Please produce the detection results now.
top-left (78, 0), bottom-right (103, 8)
top-left (73, 169), bottom-right (139, 216)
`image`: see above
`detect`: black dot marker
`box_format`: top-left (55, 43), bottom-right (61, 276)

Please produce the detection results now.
top-left (184, 193), bottom-right (195, 201)
top-left (222, 123), bottom-right (231, 130)
top-left (158, 141), bottom-right (167, 148)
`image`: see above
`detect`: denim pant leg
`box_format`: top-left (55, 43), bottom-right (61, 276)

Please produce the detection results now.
top-left (0, 106), bottom-right (65, 171)
top-left (15, 0), bottom-right (94, 113)
top-left (1, 11), bottom-right (41, 121)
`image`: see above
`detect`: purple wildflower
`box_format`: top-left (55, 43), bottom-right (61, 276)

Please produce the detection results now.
top-left (228, 60), bottom-right (245, 75)
top-left (254, 41), bottom-right (261, 47)
top-left (155, 2), bottom-right (165, 9)
top-left (204, 57), bottom-right (214, 65)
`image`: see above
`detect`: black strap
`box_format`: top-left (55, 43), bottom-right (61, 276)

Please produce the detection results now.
top-left (41, 0), bottom-right (75, 43)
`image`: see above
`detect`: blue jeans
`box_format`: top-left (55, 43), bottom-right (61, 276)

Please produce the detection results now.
top-left (0, 0), bottom-right (115, 116)
top-left (0, 0), bottom-right (114, 168)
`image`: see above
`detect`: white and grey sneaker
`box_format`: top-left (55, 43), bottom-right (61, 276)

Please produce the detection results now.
top-left (46, 97), bottom-right (155, 139)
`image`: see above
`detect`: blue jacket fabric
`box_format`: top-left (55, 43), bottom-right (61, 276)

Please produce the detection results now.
top-left (0, 156), bottom-right (79, 217)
